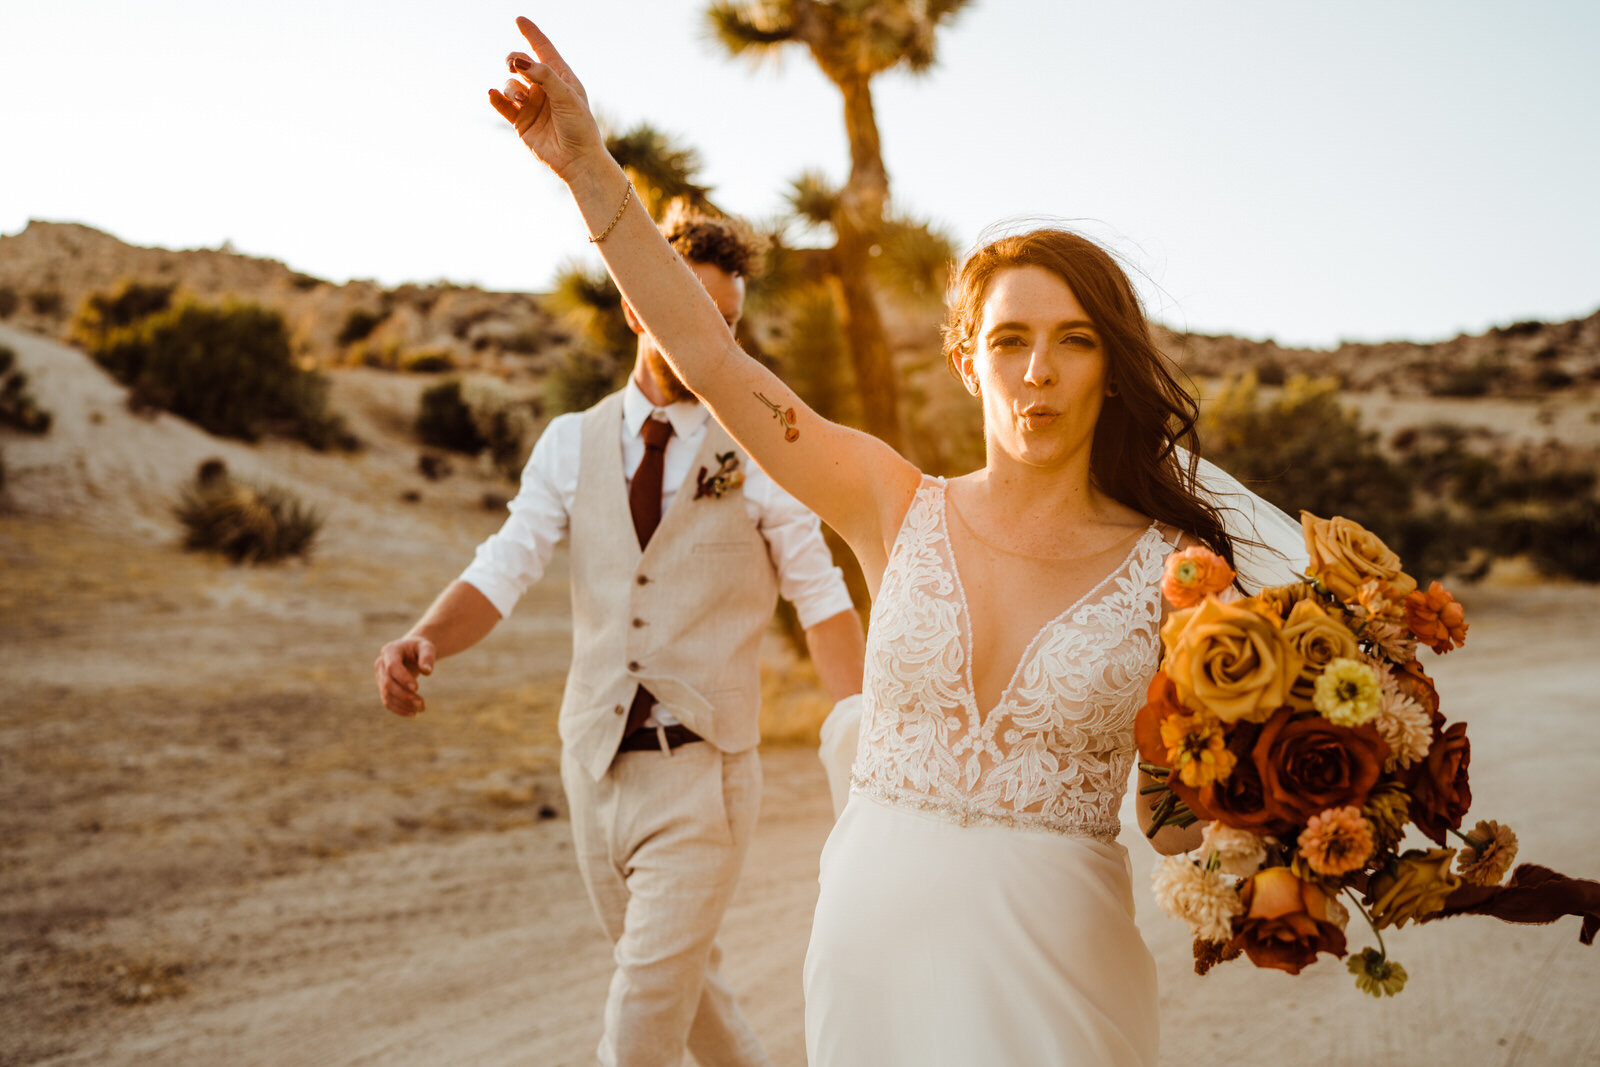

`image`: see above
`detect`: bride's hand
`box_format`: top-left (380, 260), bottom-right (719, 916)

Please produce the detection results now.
top-left (488, 17), bottom-right (604, 183)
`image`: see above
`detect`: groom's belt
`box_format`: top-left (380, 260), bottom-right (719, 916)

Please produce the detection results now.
top-left (616, 723), bottom-right (704, 753)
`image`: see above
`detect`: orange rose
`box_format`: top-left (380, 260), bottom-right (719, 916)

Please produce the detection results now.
top-left (1162, 546), bottom-right (1237, 610)
top-left (1227, 866), bottom-right (1347, 974)
top-left (1301, 512), bottom-right (1417, 605)
top-left (1162, 597), bottom-right (1303, 724)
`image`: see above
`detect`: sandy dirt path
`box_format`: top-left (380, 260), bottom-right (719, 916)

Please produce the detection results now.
top-left (3, 324), bottom-right (1598, 1065)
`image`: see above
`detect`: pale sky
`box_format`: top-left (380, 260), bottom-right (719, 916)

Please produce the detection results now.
top-left (2, 1), bottom-right (1597, 347)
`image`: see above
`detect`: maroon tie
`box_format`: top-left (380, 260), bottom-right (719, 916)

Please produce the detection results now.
top-left (629, 415), bottom-right (674, 550)
top-left (623, 415), bottom-right (674, 740)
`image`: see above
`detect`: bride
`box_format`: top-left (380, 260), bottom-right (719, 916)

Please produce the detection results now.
top-left (490, 18), bottom-right (1299, 1064)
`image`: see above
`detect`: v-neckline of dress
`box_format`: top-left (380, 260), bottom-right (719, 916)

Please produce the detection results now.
top-left (937, 480), bottom-right (1159, 726)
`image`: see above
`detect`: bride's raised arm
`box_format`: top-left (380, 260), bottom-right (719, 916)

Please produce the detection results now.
top-left (489, 17), bottom-right (920, 578)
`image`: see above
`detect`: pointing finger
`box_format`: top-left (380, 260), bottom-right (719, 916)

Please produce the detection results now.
top-left (516, 16), bottom-right (576, 82)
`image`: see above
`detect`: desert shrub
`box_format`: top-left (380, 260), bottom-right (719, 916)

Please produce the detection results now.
top-left (1493, 500), bottom-right (1600, 582)
top-left (0, 345), bottom-right (53, 434)
top-left (174, 461), bottom-right (322, 563)
top-left (336, 308), bottom-right (387, 346)
top-left (1430, 359), bottom-right (1502, 398)
top-left (416, 379), bottom-right (481, 453)
top-left (416, 378), bottom-right (534, 477)
top-left (70, 279), bottom-right (177, 350)
top-left (401, 348), bottom-right (456, 373)
top-left (0, 286), bottom-right (18, 319)
top-left (546, 348), bottom-right (627, 414)
top-left (1533, 367), bottom-right (1575, 390)
top-left (1254, 356), bottom-right (1287, 386)
top-left (27, 290), bottom-right (62, 316)
top-left (1201, 374), bottom-right (1413, 529)
top-left (1200, 374), bottom-right (1486, 581)
top-left (287, 272), bottom-right (322, 292)
top-left (87, 298), bottom-right (353, 449)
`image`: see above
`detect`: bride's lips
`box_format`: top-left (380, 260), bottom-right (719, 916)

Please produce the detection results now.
top-left (1019, 405), bottom-right (1060, 429)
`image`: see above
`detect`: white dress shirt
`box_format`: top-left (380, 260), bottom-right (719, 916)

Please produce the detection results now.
top-left (461, 377), bottom-right (854, 630)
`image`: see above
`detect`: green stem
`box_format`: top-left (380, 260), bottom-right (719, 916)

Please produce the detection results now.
top-left (1343, 886), bottom-right (1387, 958)
top-left (1447, 824), bottom-right (1483, 852)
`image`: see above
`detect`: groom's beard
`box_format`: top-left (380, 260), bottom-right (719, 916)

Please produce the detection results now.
top-left (644, 346), bottom-right (696, 404)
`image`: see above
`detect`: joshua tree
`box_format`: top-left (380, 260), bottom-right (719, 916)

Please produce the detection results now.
top-left (706, 0), bottom-right (975, 449)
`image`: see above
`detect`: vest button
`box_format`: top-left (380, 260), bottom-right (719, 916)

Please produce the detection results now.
top-left (628, 660), bottom-right (641, 672)
top-left (612, 704), bottom-right (625, 715)
top-left (636, 574), bottom-right (649, 586)
top-left (631, 617), bottom-right (645, 628)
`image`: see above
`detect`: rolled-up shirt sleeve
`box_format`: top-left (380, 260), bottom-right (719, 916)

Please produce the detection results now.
top-left (753, 477), bottom-right (857, 630)
top-left (457, 413), bottom-right (580, 618)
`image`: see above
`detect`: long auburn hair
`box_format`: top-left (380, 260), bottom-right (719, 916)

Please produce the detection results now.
top-left (942, 228), bottom-right (1237, 568)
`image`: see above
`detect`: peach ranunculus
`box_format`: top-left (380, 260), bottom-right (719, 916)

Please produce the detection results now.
top-left (1365, 848), bottom-right (1461, 928)
top-left (1300, 512), bottom-right (1418, 605)
top-left (1161, 597), bottom-right (1303, 725)
top-left (1403, 581), bottom-right (1468, 655)
top-left (1162, 546), bottom-right (1237, 610)
top-left (1227, 866), bottom-right (1348, 974)
top-left (1281, 599), bottom-right (1360, 710)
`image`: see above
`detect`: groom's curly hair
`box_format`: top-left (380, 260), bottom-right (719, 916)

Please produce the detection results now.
top-left (943, 228), bottom-right (1242, 569)
top-left (660, 201), bottom-right (768, 280)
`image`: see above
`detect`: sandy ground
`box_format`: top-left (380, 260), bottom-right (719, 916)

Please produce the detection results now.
top-left (3, 323), bottom-right (1599, 1066)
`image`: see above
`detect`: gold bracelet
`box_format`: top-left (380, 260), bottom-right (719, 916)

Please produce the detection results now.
top-left (588, 181), bottom-right (634, 243)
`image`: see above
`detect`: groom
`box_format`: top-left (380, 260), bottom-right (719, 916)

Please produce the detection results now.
top-left (375, 208), bottom-right (865, 1067)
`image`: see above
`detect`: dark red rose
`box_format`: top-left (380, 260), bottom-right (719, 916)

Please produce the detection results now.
top-left (1194, 723), bottom-right (1292, 835)
top-left (1227, 866), bottom-right (1348, 974)
top-left (1405, 712), bottom-right (1471, 845)
top-left (1252, 709), bottom-right (1389, 826)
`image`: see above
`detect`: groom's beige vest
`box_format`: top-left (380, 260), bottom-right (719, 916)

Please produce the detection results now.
top-left (562, 391), bottom-right (779, 780)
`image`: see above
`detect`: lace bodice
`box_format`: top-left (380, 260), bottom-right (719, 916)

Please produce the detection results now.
top-left (852, 478), bottom-right (1173, 839)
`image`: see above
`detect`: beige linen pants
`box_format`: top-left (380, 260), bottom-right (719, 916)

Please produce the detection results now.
top-left (561, 740), bottom-right (769, 1067)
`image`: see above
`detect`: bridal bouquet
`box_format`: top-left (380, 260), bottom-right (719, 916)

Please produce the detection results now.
top-left (1137, 513), bottom-right (1598, 996)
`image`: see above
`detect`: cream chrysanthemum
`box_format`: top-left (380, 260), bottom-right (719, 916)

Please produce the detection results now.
top-left (1151, 856), bottom-right (1242, 943)
top-left (1367, 657), bottom-right (1433, 769)
top-left (1314, 658), bottom-right (1381, 727)
top-left (1362, 618), bottom-right (1418, 664)
top-left (1456, 820), bottom-right (1519, 886)
top-left (1198, 821), bottom-right (1269, 877)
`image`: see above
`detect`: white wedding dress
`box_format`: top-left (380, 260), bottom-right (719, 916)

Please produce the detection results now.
top-left (804, 477), bottom-right (1172, 1066)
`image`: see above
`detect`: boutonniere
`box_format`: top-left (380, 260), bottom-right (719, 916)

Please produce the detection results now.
top-left (695, 451), bottom-right (745, 500)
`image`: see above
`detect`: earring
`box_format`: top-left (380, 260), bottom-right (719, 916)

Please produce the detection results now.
top-left (1106, 380), bottom-right (1120, 397)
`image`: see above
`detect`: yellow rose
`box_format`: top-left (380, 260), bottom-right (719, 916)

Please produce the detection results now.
top-left (1366, 848), bottom-right (1461, 929)
top-left (1300, 512), bottom-right (1418, 604)
top-left (1162, 596), bottom-right (1303, 724)
top-left (1281, 599), bottom-right (1360, 709)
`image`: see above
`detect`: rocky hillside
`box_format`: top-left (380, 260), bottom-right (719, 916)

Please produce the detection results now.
top-left (0, 220), bottom-right (569, 376)
top-left (2, 219), bottom-right (1596, 398)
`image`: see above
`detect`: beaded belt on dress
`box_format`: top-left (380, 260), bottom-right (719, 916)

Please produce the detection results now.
top-left (851, 777), bottom-right (1120, 841)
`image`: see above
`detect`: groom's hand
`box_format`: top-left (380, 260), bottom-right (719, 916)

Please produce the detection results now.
top-left (375, 636), bottom-right (436, 717)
